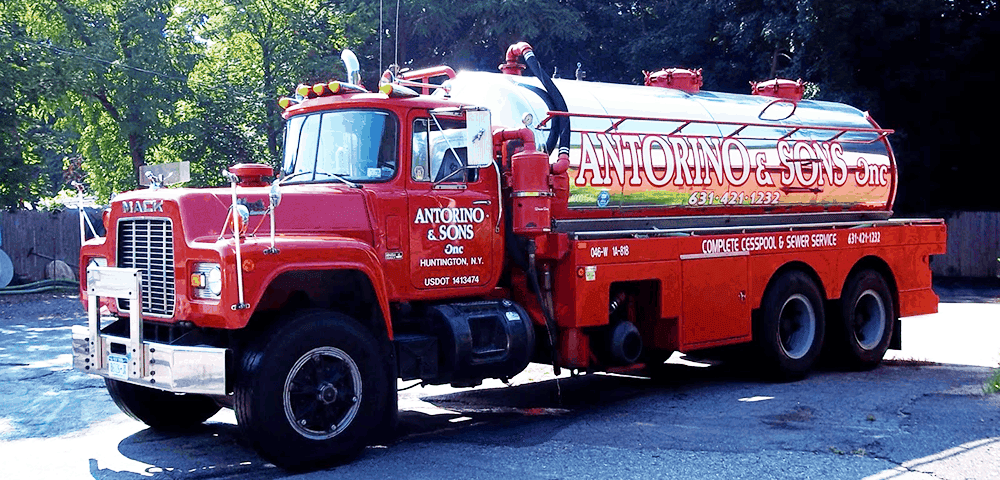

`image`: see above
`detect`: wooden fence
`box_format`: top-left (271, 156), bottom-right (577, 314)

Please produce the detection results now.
top-left (0, 209), bottom-right (104, 284)
top-left (930, 211), bottom-right (1000, 278)
top-left (0, 209), bottom-right (997, 283)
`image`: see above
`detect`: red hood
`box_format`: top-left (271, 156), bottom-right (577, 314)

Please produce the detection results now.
top-left (110, 184), bottom-right (374, 245)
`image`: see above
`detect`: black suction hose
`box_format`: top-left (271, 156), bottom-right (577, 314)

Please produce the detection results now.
top-left (523, 51), bottom-right (571, 156)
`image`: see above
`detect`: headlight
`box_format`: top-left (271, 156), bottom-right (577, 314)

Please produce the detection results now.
top-left (192, 263), bottom-right (222, 299)
top-left (207, 266), bottom-right (222, 296)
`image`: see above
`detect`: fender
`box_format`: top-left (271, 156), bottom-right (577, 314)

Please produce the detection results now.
top-left (218, 235), bottom-right (393, 337)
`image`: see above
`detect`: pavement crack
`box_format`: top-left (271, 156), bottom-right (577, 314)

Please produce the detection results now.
top-left (16, 371), bottom-right (58, 381)
top-left (863, 452), bottom-right (928, 479)
top-left (63, 384), bottom-right (105, 390)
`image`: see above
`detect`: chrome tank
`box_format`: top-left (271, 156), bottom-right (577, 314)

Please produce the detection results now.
top-left (444, 72), bottom-right (894, 212)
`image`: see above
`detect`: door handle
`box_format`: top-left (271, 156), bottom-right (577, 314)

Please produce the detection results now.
top-left (473, 200), bottom-right (491, 205)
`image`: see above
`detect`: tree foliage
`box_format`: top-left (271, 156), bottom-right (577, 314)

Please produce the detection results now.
top-left (0, 0), bottom-right (996, 211)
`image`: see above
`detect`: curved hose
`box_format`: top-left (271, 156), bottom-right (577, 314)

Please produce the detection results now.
top-left (507, 42), bottom-right (571, 159)
top-left (523, 53), bottom-right (570, 156)
top-left (0, 279), bottom-right (79, 295)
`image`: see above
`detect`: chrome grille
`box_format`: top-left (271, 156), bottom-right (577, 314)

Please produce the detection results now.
top-left (117, 218), bottom-right (175, 317)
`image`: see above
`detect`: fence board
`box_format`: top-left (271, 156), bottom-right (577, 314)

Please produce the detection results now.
top-left (930, 211), bottom-right (1000, 278)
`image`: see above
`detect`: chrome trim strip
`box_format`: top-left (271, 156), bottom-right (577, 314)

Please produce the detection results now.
top-left (572, 219), bottom-right (912, 241)
top-left (555, 211), bottom-right (893, 234)
top-left (679, 251), bottom-right (750, 260)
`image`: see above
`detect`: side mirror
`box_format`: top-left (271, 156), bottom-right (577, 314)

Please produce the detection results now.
top-left (269, 180), bottom-right (282, 208)
top-left (465, 108), bottom-right (492, 168)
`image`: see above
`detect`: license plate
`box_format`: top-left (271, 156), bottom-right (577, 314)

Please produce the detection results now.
top-left (108, 353), bottom-right (129, 380)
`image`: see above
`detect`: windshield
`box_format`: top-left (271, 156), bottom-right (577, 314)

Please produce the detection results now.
top-left (281, 110), bottom-right (398, 183)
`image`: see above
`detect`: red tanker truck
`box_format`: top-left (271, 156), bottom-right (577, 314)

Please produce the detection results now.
top-left (72, 42), bottom-right (946, 469)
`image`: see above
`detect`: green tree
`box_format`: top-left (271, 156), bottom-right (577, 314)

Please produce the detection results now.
top-left (181, 0), bottom-right (356, 167)
top-left (0, 17), bottom-right (64, 208)
top-left (5, 0), bottom-right (197, 199)
top-left (337, 0), bottom-right (588, 81)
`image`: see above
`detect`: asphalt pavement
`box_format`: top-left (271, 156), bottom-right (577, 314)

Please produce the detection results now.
top-left (0, 280), bottom-right (997, 480)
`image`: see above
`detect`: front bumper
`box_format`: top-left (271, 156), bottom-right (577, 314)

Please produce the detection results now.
top-left (72, 266), bottom-right (228, 395)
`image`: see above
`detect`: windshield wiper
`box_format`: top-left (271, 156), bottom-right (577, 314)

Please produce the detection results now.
top-left (281, 171), bottom-right (361, 188)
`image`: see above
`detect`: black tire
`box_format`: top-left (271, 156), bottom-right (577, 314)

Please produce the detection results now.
top-left (234, 310), bottom-right (392, 471)
top-left (831, 270), bottom-right (895, 370)
top-left (105, 378), bottom-right (221, 431)
top-left (754, 271), bottom-right (826, 380)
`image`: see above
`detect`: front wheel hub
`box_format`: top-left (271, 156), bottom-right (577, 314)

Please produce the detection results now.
top-left (283, 346), bottom-right (362, 440)
top-left (318, 383), bottom-right (339, 404)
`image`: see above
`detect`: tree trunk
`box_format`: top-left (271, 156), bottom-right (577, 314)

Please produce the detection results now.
top-left (129, 130), bottom-right (146, 187)
top-left (261, 44), bottom-right (281, 165)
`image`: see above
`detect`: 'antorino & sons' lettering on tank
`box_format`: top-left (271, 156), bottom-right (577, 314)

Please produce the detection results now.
top-left (567, 132), bottom-right (891, 209)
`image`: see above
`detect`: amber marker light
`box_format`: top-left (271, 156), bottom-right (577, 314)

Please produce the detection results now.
top-left (312, 83), bottom-right (328, 96)
top-left (278, 97), bottom-right (293, 109)
top-left (379, 83), bottom-right (419, 98)
top-left (295, 83), bottom-right (311, 97)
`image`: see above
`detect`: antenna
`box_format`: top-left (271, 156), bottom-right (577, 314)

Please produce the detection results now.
top-left (379, 0), bottom-right (383, 74)
top-left (395, 0), bottom-right (400, 68)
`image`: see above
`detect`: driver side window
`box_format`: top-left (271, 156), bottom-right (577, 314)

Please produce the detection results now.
top-left (411, 118), bottom-right (476, 183)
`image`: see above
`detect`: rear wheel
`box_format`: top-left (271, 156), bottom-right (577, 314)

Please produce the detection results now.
top-left (831, 270), bottom-right (894, 370)
top-left (105, 379), bottom-right (221, 430)
top-left (754, 271), bottom-right (825, 380)
top-left (235, 310), bottom-right (392, 471)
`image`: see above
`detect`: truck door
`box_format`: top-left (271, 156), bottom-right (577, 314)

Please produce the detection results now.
top-left (407, 114), bottom-right (497, 291)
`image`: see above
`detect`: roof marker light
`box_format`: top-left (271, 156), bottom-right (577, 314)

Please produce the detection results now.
top-left (379, 83), bottom-right (419, 98)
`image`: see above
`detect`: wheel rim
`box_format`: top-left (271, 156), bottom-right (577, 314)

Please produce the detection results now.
top-left (283, 346), bottom-right (362, 440)
top-left (778, 294), bottom-right (816, 360)
top-left (852, 289), bottom-right (886, 351)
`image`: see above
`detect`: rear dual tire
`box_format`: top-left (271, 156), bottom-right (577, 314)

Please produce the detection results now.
top-left (754, 271), bottom-right (826, 380)
top-left (830, 270), bottom-right (894, 370)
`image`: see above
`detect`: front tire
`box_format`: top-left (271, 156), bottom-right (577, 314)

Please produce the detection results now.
top-left (831, 270), bottom-right (895, 370)
top-left (754, 271), bottom-right (826, 380)
top-left (105, 378), bottom-right (221, 430)
top-left (234, 310), bottom-right (391, 471)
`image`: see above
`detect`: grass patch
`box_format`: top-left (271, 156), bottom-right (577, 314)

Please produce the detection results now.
top-left (567, 185), bottom-right (689, 207)
top-left (881, 358), bottom-right (938, 367)
top-left (985, 365), bottom-right (1000, 394)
